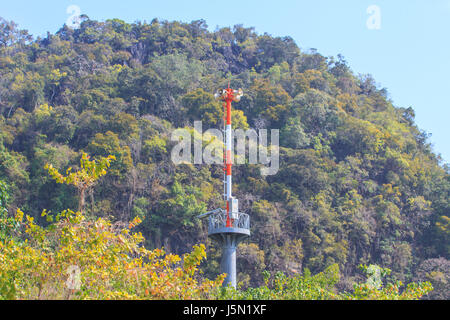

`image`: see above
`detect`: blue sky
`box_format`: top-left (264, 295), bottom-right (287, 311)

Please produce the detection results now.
top-left (2, 0), bottom-right (449, 164)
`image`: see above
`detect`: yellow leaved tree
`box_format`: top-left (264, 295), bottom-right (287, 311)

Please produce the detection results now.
top-left (0, 152), bottom-right (224, 300)
top-left (45, 152), bottom-right (115, 213)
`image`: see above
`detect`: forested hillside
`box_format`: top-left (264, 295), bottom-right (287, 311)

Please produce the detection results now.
top-left (0, 17), bottom-right (448, 299)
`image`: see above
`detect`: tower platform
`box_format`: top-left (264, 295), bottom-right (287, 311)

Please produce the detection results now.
top-left (207, 211), bottom-right (250, 239)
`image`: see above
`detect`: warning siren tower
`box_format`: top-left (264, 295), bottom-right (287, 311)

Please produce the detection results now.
top-left (198, 86), bottom-right (250, 288)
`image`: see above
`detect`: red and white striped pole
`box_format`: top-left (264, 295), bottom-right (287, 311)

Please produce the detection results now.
top-left (225, 87), bottom-right (233, 227)
top-left (215, 86), bottom-right (243, 228)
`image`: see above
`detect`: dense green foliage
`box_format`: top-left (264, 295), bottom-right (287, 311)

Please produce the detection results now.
top-left (0, 152), bottom-right (431, 300)
top-left (217, 264), bottom-right (432, 300)
top-left (0, 16), bottom-right (448, 298)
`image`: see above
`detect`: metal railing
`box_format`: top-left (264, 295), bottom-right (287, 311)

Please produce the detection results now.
top-left (208, 211), bottom-right (250, 234)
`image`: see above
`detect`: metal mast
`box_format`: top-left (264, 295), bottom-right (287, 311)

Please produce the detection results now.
top-left (198, 85), bottom-right (250, 288)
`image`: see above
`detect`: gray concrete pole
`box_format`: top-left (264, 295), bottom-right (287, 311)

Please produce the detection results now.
top-left (221, 234), bottom-right (237, 288)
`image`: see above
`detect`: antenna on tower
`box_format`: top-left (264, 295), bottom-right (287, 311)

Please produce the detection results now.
top-left (198, 84), bottom-right (249, 288)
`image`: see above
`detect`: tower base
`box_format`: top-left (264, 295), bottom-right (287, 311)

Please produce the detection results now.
top-left (210, 230), bottom-right (249, 288)
top-left (204, 211), bottom-right (250, 288)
